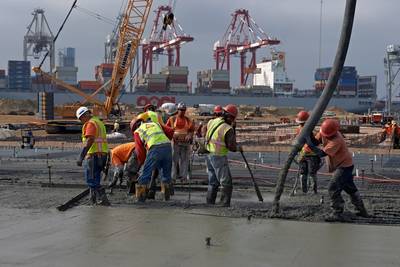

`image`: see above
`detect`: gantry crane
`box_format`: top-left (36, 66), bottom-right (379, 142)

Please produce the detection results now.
top-left (214, 9), bottom-right (280, 86)
top-left (141, 4), bottom-right (193, 75)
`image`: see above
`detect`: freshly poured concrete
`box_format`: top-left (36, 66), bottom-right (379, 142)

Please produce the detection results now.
top-left (0, 207), bottom-right (399, 267)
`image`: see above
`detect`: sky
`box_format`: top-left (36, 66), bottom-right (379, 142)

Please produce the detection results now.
top-left (0, 0), bottom-right (399, 98)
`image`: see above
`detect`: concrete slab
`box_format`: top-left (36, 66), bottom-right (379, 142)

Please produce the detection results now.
top-left (0, 207), bottom-right (399, 267)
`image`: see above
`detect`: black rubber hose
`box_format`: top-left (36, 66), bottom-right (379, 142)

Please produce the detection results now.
top-left (271, 0), bottom-right (357, 215)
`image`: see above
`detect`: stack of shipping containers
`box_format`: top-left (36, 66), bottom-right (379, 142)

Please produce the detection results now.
top-left (162, 66), bottom-right (188, 93)
top-left (8, 60), bottom-right (31, 90)
top-left (314, 66), bottom-right (358, 96)
top-left (78, 80), bottom-right (101, 92)
top-left (0, 69), bottom-right (6, 89)
top-left (196, 69), bottom-right (230, 94)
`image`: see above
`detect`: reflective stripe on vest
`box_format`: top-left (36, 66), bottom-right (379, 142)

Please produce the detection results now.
top-left (206, 117), bottom-right (232, 156)
top-left (135, 122), bottom-right (169, 150)
top-left (82, 116), bottom-right (108, 154)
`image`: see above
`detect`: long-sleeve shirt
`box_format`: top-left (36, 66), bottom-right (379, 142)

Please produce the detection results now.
top-left (134, 124), bottom-right (174, 166)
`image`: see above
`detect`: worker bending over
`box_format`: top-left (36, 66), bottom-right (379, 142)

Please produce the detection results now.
top-left (204, 104), bottom-right (242, 207)
top-left (166, 102), bottom-right (195, 182)
top-left (295, 111), bottom-right (321, 194)
top-left (131, 115), bottom-right (174, 202)
top-left (76, 107), bottom-right (110, 205)
top-left (306, 119), bottom-right (369, 221)
top-left (109, 142), bottom-right (139, 194)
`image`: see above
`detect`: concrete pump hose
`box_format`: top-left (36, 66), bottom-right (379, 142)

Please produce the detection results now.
top-left (271, 0), bottom-right (358, 216)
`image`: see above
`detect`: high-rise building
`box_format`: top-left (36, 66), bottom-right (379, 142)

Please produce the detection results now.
top-left (55, 47), bottom-right (78, 85)
top-left (8, 60), bottom-right (31, 90)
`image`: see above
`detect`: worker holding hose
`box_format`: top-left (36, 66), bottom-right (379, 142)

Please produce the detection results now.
top-left (204, 104), bottom-right (242, 207)
top-left (76, 106), bottom-right (110, 206)
top-left (306, 119), bottom-right (369, 221)
top-left (295, 111), bottom-right (321, 194)
top-left (109, 142), bottom-right (139, 194)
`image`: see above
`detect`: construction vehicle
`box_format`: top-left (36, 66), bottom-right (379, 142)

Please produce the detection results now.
top-left (21, 129), bottom-right (35, 149)
top-left (33, 0), bottom-right (154, 133)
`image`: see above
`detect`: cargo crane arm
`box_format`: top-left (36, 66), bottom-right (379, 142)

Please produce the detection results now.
top-left (105, 0), bottom-right (153, 115)
top-left (32, 67), bottom-right (104, 107)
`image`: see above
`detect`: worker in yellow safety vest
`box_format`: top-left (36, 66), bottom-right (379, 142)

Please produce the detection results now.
top-left (131, 116), bottom-right (174, 202)
top-left (203, 104), bottom-right (242, 207)
top-left (76, 106), bottom-right (110, 205)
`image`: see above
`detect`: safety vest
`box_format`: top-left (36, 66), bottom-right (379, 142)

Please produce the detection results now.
top-left (147, 111), bottom-right (160, 124)
top-left (206, 117), bottom-right (232, 156)
top-left (169, 115), bottom-right (192, 133)
top-left (296, 126), bottom-right (315, 156)
top-left (82, 116), bottom-right (108, 154)
top-left (135, 122), bottom-right (170, 150)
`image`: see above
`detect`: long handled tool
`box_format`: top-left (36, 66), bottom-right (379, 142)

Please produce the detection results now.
top-left (240, 151), bottom-right (263, 202)
top-left (57, 188), bottom-right (90, 211)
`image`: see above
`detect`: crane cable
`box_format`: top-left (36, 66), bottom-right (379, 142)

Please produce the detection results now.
top-left (38, 0), bottom-right (78, 69)
top-left (74, 5), bottom-right (117, 26)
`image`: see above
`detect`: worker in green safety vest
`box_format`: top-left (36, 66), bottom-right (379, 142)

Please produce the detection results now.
top-left (203, 104), bottom-right (242, 207)
top-left (76, 106), bottom-right (110, 205)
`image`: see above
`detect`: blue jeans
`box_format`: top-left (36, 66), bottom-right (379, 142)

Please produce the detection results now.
top-left (138, 144), bottom-right (172, 185)
top-left (206, 155), bottom-right (232, 188)
top-left (84, 155), bottom-right (107, 189)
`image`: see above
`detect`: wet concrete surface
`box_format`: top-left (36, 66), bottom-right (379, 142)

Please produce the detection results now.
top-left (1, 206), bottom-right (399, 267)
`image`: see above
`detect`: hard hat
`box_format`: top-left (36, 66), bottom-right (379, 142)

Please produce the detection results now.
top-left (223, 104), bottom-right (238, 118)
top-left (392, 120), bottom-right (397, 125)
top-left (143, 104), bottom-right (155, 112)
top-left (76, 106), bottom-right (89, 119)
top-left (214, 105), bottom-right (223, 114)
top-left (320, 119), bottom-right (340, 138)
top-left (296, 111), bottom-right (310, 123)
top-left (177, 102), bottom-right (186, 110)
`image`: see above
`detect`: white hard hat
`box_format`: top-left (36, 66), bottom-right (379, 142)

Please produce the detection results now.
top-left (76, 106), bottom-right (89, 119)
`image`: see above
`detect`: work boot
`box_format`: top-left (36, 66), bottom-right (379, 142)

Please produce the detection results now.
top-left (170, 181), bottom-right (175, 196)
top-left (89, 188), bottom-right (96, 205)
top-left (325, 211), bottom-right (345, 222)
top-left (95, 188), bottom-right (111, 206)
top-left (206, 186), bottom-right (218, 205)
top-left (147, 190), bottom-right (156, 200)
top-left (300, 175), bottom-right (308, 193)
top-left (161, 182), bottom-right (171, 201)
top-left (310, 176), bottom-right (318, 194)
top-left (351, 192), bottom-right (369, 218)
top-left (109, 168), bottom-right (123, 189)
top-left (135, 185), bottom-right (148, 202)
top-left (220, 186), bottom-right (233, 207)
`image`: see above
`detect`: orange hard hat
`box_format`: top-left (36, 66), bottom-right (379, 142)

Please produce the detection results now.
top-left (214, 105), bottom-right (223, 114)
top-left (296, 111), bottom-right (310, 123)
top-left (223, 104), bottom-right (238, 118)
top-left (320, 119), bottom-right (340, 138)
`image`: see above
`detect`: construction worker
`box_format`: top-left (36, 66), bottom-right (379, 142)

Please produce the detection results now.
top-left (76, 106), bottom-right (110, 205)
top-left (109, 142), bottom-right (139, 194)
top-left (166, 102), bottom-right (195, 182)
top-left (131, 115), bottom-right (174, 202)
top-left (214, 105), bottom-right (223, 118)
top-left (391, 121), bottom-right (400, 149)
top-left (295, 111), bottom-right (321, 194)
top-left (113, 119), bottom-right (120, 133)
top-left (306, 119), bottom-right (368, 221)
top-left (204, 104), bottom-right (242, 207)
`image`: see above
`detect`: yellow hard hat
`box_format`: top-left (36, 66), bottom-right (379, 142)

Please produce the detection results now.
top-left (136, 112), bottom-right (149, 122)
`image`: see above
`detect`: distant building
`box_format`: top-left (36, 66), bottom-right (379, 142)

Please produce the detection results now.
top-left (8, 60), bottom-right (31, 90)
top-left (55, 47), bottom-right (78, 85)
top-left (357, 75), bottom-right (377, 98)
top-left (253, 52), bottom-right (293, 95)
top-left (0, 69), bottom-right (6, 89)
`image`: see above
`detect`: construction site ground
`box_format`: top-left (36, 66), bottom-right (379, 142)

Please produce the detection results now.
top-left (1, 112), bottom-right (400, 266)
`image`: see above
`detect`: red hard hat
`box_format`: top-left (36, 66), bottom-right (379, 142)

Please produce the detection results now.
top-left (143, 104), bottom-right (155, 112)
top-left (296, 111), bottom-right (310, 123)
top-left (320, 119), bottom-right (340, 138)
top-left (214, 105), bottom-right (223, 114)
top-left (223, 104), bottom-right (238, 118)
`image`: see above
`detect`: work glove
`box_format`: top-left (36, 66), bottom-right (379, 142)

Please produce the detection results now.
top-left (76, 159), bottom-right (83, 167)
